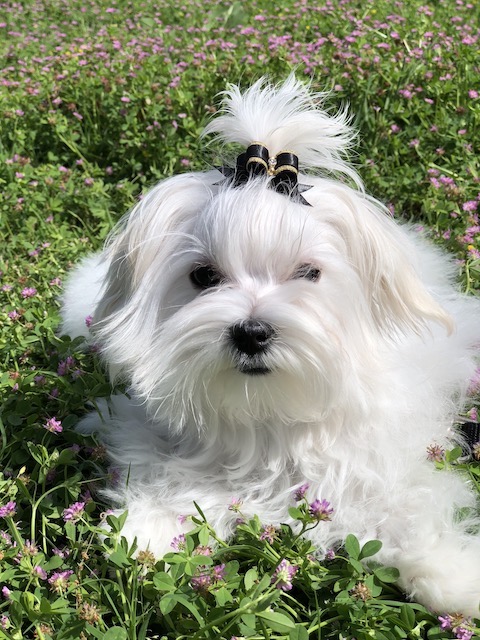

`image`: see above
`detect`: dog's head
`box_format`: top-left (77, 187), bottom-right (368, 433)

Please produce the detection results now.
top-left (92, 77), bottom-right (452, 431)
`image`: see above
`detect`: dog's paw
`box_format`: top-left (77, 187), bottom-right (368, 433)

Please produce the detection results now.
top-left (396, 539), bottom-right (480, 617)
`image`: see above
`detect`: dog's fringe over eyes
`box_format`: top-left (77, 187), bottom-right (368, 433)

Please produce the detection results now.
top-left (61, 75), bottom-right (480, 617)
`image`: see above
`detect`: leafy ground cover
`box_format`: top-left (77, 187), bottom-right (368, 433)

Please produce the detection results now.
top-left (0, 0), bottom-right (479, 637)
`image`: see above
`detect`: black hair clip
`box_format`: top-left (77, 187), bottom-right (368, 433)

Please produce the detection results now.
top-left (457, 420), bottom-right (480, 457)
top-left (218, 143), bottom-right (312, 206)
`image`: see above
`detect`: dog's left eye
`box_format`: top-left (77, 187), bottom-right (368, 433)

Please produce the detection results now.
top-left (292, 263), bottom-right (321, 282)
top-left (190, 264), bottom-right (224, 289)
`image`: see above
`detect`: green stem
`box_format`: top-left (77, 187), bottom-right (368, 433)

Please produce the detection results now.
top-left (189, 590), bottom-right (278, 640)
top-left (6, 516), bottom-right (24, 549)
top-left (0, 416), bottom-right (7, 455)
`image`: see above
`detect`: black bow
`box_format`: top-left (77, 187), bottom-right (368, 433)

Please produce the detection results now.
top-left (458, 420), bottom-right (480, 457)
top-left (218, 143), bottom-right (312, 206)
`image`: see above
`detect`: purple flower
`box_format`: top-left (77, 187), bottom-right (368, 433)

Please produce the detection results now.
top-left (271, 559), bottom-right (298, 591)
top-left (293, 482), bottom-right (309, 501)
top-left (259, 524), bottom-right (277, 544)
top-left (438, 614), bottom-right (474, 638)
top-left (170, 533), bottom-right (186, 551)
top-left (0, 531), bottom-right (12, 545)
top-left (1, 586), bottom-right (11, 600)
top-left (44, 417), bottom-right (63, 434)
top-left (309, 499), bottom-right (334, 522)
top-left (212, 563), bottom-right (226, 581)
top-left (23, 540), bottom-right (38, 556)
top-left (440, 175), bottom-right (456, 187)
top-left (21, 287), bottom-right (37, 298)
top-left (190, 562), bottom-right (226, 594)
top-left (190, 572), bottom-right (211, 594)
top-left (62, 501), bottom-right (85, 523)
top-left (33, 565), bottom-right (47, 580)
top-left (57, 356), bottom-right (76, 376)
top-left (85, 314), bottom-right (93, 328)
top-left (462, 201), bottom-right (478, 213)
top-left (0, 502), bottom-right (16, 518)
top-left (48, 570), bottom-right (73, 593)
top-left (426, 443), bottom-right (445, 462)
top-left (228, 497), bottom-right (243, 512)
top-left (194, 545), bottom-right (212, 556)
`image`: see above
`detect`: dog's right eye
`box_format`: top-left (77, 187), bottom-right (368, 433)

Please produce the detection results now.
top-left (189, 265), bottom-right (224, 289)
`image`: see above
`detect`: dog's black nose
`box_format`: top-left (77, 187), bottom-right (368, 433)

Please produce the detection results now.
top-left (229, 320), bottom-right (275, 355)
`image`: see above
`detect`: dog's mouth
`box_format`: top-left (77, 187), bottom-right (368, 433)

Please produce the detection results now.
top-left (233, 353), bottom-right (272, 376)
top-left (237, 363), bottom-right (271, 376)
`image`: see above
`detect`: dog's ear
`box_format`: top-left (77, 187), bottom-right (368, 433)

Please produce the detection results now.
top-left (92, 173), bottom-right (212, 378)
top-left (321, 188), bottom-right (454, 336)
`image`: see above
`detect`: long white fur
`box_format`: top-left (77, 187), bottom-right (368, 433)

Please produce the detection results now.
top-left (61, 77), bottom-right (480, 616)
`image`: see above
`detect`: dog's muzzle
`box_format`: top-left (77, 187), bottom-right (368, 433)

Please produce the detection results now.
top-left (229, 319), bottom-right (275, 375)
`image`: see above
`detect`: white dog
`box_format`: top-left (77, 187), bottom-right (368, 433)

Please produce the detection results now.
top-left (61, 77), bottom-right (480, 616)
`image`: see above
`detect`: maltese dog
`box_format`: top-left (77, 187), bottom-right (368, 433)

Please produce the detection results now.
top-left (61, 77), bottom-right (480, 615)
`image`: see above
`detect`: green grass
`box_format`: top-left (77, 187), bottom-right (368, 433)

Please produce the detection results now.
top-left (1, 0), bottom-right (479, 638)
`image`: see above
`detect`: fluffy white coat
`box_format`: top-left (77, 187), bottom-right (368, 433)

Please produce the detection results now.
top-left (61, 77), bottom-right (480, 616)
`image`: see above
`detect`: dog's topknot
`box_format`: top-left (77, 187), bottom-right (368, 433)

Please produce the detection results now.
top-left (203, 75), bottom-right (362, 188)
